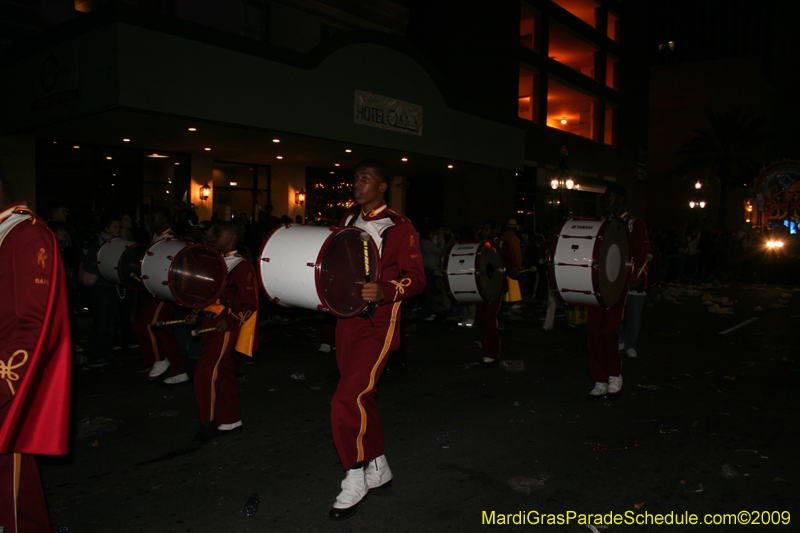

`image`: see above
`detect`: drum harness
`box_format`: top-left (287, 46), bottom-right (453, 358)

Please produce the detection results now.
top-left (347, 215), bottom-right (400, 322)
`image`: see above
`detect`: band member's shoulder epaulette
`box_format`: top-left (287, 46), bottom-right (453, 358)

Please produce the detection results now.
top-left (385, 210), bottom-right (409, 224)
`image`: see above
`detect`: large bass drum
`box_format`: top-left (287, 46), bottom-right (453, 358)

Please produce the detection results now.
top-left (140, 239), bottom-right (227, 309)
top-left (96, 238), bottom-right (147, 290)
top-left (442, 241), bottom-right (505, 304)
top-left (548, 217), bottom-right (631, 309)
top-left (258, 224), bottom-right (381, 318)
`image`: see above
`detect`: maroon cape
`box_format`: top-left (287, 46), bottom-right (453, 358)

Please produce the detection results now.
top-left (0, 204), bottom-right (71, 455)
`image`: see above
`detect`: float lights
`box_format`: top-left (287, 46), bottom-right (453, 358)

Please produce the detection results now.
top-left (272, 139), bottom-right (280, 143)
top-left (73, 145), bottom-right (80, 149)
top-left (276, 156), bottom-right (283, 159)
top-left (147, 153), bottom-right (169, 158)
top-left (401, 157), bottom-right (408, 162)
top-left (106, 156), bottom-right (112, 160)
top-left (230, 182), bottom-right (238, 187)
top-left (699, 201), bottom-right (706, 208)
top-left (689, 201), bottom-right (696, 208)
top-left (695, 181), bottom-right (702, 189)
top-left (448, 165), bottom-right (454, 169)
top-left (204, 147), bottom-right (211, 151)
top-left (123, 138), bottom-right (130, 142)
top-left (188, 127), bottom-right (197, 131)
top-left (345, 149), bottom-right (352, 153)
top-left (334, 163), bottom-right (340, 167)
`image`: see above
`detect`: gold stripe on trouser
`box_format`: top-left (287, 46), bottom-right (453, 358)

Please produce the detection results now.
top-left (355, 302), bottom-right (400, 463)
top-left (208, 332), bottom-right (230, 422)
top-left (148, 302), bottom-right (164, 362)
top-left (14, 452), bottom-right (21, 532)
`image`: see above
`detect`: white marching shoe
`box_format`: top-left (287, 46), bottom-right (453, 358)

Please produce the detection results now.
top-left (608, 375), bottom-right (623, 394)
top-left (329, 466), bottom-right (368, 521)
top-left (148, 359), bottom-right (170, 378)
top-left (365, 454), bottom-right (393, 490)
top-left (587, 382), bottom-right (608, 398)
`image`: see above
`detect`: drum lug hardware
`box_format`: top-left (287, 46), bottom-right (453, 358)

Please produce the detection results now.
top-left (146, 251), bottom-right (154, 256)
top-left (272, 297), bottom-right (281, 303)
top-left (261, 257), bottom-right (270, 262)
top-left (592, 264), bottom-right (600, 269)
top-left (141, 275), bottom-right (150, 280)
top-left (307, 262), bottom-right (314, 267)
top-left (167, 255), bottom-right (175, 261)
top-left (162, 281), bottom-right (170, 285)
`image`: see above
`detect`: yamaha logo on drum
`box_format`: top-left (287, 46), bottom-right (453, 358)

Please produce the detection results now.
top-left (571, 225), bottom-right (594, 229)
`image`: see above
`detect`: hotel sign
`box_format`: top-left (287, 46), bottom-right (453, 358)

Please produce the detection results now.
top-left (354, 90), bottom-right (423, 136)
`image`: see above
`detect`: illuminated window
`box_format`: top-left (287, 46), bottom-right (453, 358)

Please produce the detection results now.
top-left (520, 6), bottom-right (540, 52)
top-left (519, 67), bottom-right (540, 122)
top-left (547, 78), bottom-right (598, 141)
top-left (604, 103), bottom-right (617, 147)
top-left (550, 0), bottom-right (600, 30)
top-left (607, 11), bottom-right (620, 42)
top-left (549, 22), bottom-right (600, 81)
top-left (606, 54), bottom-right (619, 90)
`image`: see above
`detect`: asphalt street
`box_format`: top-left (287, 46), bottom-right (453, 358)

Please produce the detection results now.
top-left (40, 281), bottom-right (800, 532)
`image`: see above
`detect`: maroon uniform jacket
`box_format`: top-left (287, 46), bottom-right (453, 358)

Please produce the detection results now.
top-left (621, 213), bottom-right (652, 290)
top-left (204, 252), bottom-right (259, 335)
top-left (0, 203), bottom-right (71, 455)
top-left (341, 203), bottom-right (425, 330)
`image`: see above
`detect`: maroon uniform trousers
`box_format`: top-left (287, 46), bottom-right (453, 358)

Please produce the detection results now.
top-left (193, 327), bottom-right (242, 425)
top-left (0, 454), bottom-right (50, 533)
top-left (133, 298), bottom-right (185, 375)
top-left (476, 298), bottom-right (503, 360)
top-left (588, 304), bottom-right (625, 382)
top-left (332, 302), bottom-right (401, 470)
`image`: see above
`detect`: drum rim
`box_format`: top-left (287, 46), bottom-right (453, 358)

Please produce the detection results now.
top-left (442, 240), bottom-right (506, 304)
top-left (593, 219), bottom-right (631, 309)
top-left (142, 239), bottom-right (228, 309)
top-left (315, 226), bottom-right (381, 318)
top-left (548, 217), bottom-right (632, 310)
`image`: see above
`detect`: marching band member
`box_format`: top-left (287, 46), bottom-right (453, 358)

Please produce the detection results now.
top-left (132, 206), bottom-right (187, 383)
top-left (328, 160), bottom-right (425, 520)
top-left (476, 220), bottom-right (519, 365)
top-left (187, 222), bottom-right (258, 445)
top-left (0, 179), bottom-right (71, 533)
top-left (587, 184), bottom-right (650, 398)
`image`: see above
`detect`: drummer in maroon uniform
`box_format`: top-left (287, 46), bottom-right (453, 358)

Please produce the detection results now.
top-left (186, 222), bottom-right (258, 445)
top-left (476, 220), bottom-right (519, 365)
top-left (586, 184), bottom-right (648, 398)
top-left (132, 206), bottom-right (187, 383)
top-left (328, 160), bottom-right (425, 520)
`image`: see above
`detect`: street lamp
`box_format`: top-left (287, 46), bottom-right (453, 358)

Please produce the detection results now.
top-left (550, 146), bottom-right (574, 219)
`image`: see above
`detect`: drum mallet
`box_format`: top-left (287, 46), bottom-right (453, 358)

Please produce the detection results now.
top-left (130, 272), bottom-right (142, 283)
top-left (155, 319), bottom-right (187, 327)
top-left (359, 232), bottom-right (377, 320)
top-left (191, 326), bottom-right (218, 337)
top-left (632, 254), bottom-right (653, 282)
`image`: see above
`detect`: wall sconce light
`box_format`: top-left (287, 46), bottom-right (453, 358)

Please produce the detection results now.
top-left (295, 189), bottom-right (306, 205)
top-left (201, 183), bottom-right (211, 201)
